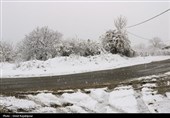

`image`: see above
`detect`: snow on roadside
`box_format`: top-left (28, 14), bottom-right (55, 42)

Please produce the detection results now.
top-left (109, 86), bottom-right (138, 113)
top-left (0, 86), bottom-right (143, 113)
top-left (31, 107), bottom-right (57, 113)
top-left (139, 75), bottom-right (170, 113)
top-left (0, 96), bottom-right (40, 112)
top-left (61, 91), bottom-right (98, 112)
top-left (1, 54), bottom-right (170, 78)
top-left (165, 72), bottom-right (170, 75)
top-left (1, 85), bottom-right (170, 113)
top-left (1, 87), bottom-right (127, 113)
top-left (27, 93), bottom-right (64, 107)
top-left (89, 88), bottom-right (109, 103)
top-left (141, 85), bottom-right (170, 113)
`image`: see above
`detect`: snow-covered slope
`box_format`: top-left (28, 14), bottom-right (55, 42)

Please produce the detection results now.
top-left (1, 54), bottom-right (170, 78)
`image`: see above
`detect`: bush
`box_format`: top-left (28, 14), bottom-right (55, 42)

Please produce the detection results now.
top-left (100, 30), bottom-right (135, 57)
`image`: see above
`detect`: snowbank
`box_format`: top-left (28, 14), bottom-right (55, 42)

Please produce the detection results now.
top-left (0, 96), bottom-right (40, 112)
top-left (1, 54), bottom-right (170, 78)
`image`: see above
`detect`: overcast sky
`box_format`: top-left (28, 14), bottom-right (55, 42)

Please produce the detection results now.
top-left (1, 0), bottom-right (170, 46)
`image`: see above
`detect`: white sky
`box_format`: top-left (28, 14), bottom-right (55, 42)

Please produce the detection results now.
top-left (1, 0), bottom-right (170, 46)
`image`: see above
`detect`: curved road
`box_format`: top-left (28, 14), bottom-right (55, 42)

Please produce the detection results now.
top-left (1, 59), bottom-right (170, 95)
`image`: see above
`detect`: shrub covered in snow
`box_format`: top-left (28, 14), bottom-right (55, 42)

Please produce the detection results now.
top-left (100, 16), bottom-right (135, 57)
top-left (100, 30), bottom-right (135, 57)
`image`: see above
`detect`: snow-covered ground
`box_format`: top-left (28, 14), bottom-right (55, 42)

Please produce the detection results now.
top-left (1, 73), bottom-right (170, 113)
top-left (1, 54), bottom-right (170, 78)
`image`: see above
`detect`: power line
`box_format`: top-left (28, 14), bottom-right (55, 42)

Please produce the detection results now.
top-left (127, 31), bottom-right (152, 40)
top-left (126, 8), bottom-right (170, 28)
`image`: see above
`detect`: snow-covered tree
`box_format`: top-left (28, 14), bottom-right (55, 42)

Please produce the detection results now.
top-left (0, 41), bottom-right (15, 62)
top-left (101, 16), bottom-right (135, 57)
top-left (18, 26), bottom-right (62, 61)
top-left (149, 37), bottom-right (165, 49)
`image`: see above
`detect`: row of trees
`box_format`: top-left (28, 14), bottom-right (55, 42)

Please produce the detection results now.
top-left (0, 34), bottom-right (103, 62)
top-left (3, 16), bottom-right (166, 62)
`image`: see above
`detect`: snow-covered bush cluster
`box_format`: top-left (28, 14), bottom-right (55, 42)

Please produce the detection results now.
top-left (58, 38), bottom-right (102, 57)
top-left (12, 26), bottom-right (105, 62)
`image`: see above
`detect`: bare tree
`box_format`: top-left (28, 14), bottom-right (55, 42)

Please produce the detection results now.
top-left (114, 15), bottom-right (127, 31)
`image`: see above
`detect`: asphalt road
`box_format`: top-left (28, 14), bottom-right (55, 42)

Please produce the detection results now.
top-left (1, 59), bottom-right (170, 95)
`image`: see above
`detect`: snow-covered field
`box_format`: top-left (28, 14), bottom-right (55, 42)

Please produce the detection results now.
top-left (1, 54), bottom-right (170, 78)
top-left (1, 73), bottom-right (170, 113)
